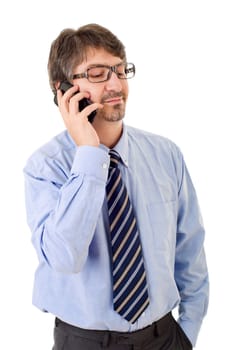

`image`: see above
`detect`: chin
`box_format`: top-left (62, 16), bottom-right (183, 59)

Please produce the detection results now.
top-left (99, 105), bottom-right (125, 122)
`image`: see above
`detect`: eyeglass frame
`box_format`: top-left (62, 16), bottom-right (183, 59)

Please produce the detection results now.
top-left (72, 62), bottom-right (135, 83)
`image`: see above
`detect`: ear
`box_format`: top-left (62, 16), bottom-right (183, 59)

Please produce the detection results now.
top-left (54, 81), bottom-right (61, 90)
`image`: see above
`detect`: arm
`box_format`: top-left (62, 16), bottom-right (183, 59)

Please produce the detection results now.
top-left (23, 81), bottom-right (107, 273)
top-left (175, 155), bottom-right (209, 347)
top-left (24, 145), bottom-right (109, 274)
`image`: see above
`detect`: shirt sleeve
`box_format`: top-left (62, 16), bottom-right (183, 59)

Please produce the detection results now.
top-left (174, 150), bottom-right (209, 346)
top-left (23, 145), bottom-right (110, 274)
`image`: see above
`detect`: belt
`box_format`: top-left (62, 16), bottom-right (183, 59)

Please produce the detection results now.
top-left (55, 312), bottom-right (173, 347)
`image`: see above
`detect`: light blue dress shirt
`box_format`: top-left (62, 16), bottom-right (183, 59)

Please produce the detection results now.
top-left (23, 124), bottom-right (209, 346)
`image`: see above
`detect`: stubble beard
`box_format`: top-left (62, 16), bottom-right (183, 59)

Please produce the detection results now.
top-left (98, 103), bottom-right (126, 122)
top-left (97, 91), bottom-right (127, 122)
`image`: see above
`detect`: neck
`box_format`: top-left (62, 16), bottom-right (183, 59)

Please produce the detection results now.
top-left (93, 119), bottom-right (123, 148)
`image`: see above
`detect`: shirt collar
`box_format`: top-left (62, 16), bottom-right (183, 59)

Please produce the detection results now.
top-left (112, 123), bottom-right (129, 167)
top-left (100, 123), bottom-right (129, 168)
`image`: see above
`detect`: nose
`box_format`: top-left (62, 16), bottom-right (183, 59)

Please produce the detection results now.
top-left (105, 71), bottom-right (123, 92)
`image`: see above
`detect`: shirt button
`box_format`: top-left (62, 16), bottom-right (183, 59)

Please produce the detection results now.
top-left (102, 162), bottom-right (108, 169)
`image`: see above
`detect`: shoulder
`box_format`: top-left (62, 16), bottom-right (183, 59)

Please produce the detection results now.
top-left (30, 130), bottom-right (75, 158)
top-left (125, 125), bottom-right (186, 189)
top-left (24, 130), bottom-right (76, 176)
top-left (126, 125), bottom-right (182, 158)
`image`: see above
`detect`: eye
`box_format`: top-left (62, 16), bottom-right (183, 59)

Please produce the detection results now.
top-left (117, 72), bottom-right (126, 78)
top-left (116, 64), bottom-right (127, 78)
top-left (88, 67), bottom-right (106, 79)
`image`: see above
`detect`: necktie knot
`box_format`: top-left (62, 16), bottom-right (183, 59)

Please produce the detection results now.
top-left (109, 150), bottom-right (120, 169)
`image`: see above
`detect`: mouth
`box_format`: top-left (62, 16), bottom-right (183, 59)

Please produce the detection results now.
top-left (104, 97), bottom-right (123, 105)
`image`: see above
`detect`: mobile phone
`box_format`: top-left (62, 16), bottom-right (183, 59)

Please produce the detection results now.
top-left (54, 81), bottom-right (96, 123)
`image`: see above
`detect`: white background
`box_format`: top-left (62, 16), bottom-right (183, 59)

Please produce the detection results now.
top-left (0, 0), bottom-right (232, 348)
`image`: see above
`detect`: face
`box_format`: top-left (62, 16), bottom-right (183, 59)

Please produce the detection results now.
top-left (72, 48), bottom-right (129, 122)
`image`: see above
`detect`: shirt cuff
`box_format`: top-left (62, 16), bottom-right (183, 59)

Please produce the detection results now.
top-left (178, 318), bottom-right (202, 347)
top-left (71, 145), bottom-right (110, 182)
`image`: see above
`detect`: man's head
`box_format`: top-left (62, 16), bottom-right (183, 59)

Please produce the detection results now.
top-left (48, 23), bottom-right (127, 93)
top-left (48, 24), bottom-right (134, 123)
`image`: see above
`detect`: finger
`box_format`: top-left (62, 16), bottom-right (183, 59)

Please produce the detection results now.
top-left (58, 85), bottom-right (81, 116)
top-left (56, 89), bottom-right (70, 119)
top-left (62, 85), bottom-right (79, 104)
top-left (79, 103), bottom-right (103, 119)
top-left (56, 89), bottom-right (71, 120)
top-left (56, 89), bottom-right (63, 107)
top-left (69, 92), bottom-right (91, 115)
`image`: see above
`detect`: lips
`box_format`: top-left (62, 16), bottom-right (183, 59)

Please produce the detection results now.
top-left (105, 97), bottom-right (123, 104)
top-left (101, 93), bottom-right (124, 104)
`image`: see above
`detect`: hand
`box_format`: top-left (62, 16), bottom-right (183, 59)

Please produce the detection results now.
top-left (56, 85), bottom-right (103, 147)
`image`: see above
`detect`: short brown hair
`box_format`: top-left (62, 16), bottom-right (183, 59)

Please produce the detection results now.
top-left (48, 23), bottom-right (126, 92)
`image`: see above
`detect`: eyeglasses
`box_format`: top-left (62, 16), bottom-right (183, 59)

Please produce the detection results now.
top-left (72, 62), bottom-right (135, 83)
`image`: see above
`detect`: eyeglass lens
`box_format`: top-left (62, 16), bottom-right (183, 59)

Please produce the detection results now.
top-left (87, 63), bottom-right (135, 83)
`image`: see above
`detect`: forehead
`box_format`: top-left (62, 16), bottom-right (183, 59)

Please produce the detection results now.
top-left (74, 48), bottom-right (123, 73)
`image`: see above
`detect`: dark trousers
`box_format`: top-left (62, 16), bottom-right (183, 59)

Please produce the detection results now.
top-left (52, 313), bottom-right (193, 350)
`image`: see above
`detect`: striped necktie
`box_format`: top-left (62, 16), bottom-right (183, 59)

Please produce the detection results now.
top-left (106, 149), bottom-right (149, 323)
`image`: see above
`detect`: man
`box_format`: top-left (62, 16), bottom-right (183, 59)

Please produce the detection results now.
top-left (24, 23), bottom-right (209, 349)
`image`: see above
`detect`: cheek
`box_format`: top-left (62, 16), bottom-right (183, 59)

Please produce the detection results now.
top-left (84, 81), bottom-right (129, 103)
top-left (76, 82), bottom-right (103, 103)
top-left (122, 81), bottom-right (129, 98)
top-left (89, 89), bottom-right (105, 103)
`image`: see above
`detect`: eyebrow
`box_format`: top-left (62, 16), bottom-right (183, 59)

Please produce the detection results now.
top-left (86, 61), bottom-right (124, 69)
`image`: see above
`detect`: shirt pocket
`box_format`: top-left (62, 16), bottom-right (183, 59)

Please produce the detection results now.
top-left (146, 200), bottom-right (177, 251)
